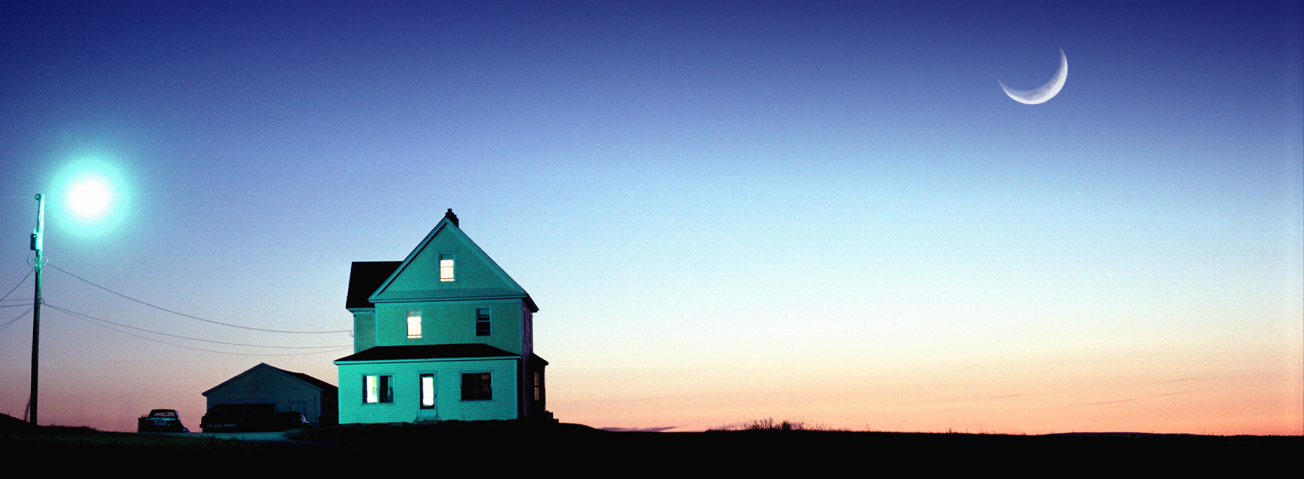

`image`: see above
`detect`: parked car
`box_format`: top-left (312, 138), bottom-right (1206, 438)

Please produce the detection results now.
top-left (199, 404), bottom-right (249, 433)
top-left (272, 411), bottom-right (312, 430)
top-left (137, 409), bottom-right (188, 433)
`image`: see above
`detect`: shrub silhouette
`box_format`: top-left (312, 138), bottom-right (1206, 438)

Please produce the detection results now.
top-left (712, 418), bottom-right (833, 431)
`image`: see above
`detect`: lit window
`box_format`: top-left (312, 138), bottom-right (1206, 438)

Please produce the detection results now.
top-left (440, 253), bottom-right (454, 282)
top-left (461, 373), bottom-right (492, 401)
top-left (533, 372), bottom-right (542, 401)
top-left (364, 375), bottom-right (393, 404)
top-left (420, 374), bottom-right (435, 409)
top-left (407, 310), bottom-right (421, 339)
top-left (476, 308), bottom-right (490, 336)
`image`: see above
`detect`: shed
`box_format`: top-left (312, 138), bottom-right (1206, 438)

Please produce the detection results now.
top-left (202, 363), bottom-right (338, 428)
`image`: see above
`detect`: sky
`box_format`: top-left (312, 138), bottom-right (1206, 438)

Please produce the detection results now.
top-left (1, 1), bottom-right (1300, 435)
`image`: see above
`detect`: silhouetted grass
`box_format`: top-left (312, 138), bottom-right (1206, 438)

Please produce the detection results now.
top-left (3, 414), bottom-right (1298, 474)
top-left (709, 417), bottom-right (837, 431)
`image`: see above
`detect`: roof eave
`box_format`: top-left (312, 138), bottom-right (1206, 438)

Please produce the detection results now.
top-left (334, 354), bottom-right (519, 365)
top-left (370, 293), bottom-right (535, 306)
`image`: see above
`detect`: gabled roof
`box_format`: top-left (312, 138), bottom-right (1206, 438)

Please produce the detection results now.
top-left (346, 261), bottom-right (401, 310)
top-left (368, 213), bottom-right (538, 312)
top-left (202, 363), bottom-right (338, 397)
top-left (334, 343), bottom-right (518, 363)
top-left (281, 369), bottom-right (338, 393)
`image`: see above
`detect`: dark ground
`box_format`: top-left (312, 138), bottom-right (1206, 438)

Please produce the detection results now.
top-left (2, 414), bottom-right (1297, 473)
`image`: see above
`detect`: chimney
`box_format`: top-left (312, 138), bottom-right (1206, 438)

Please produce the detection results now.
top-left (444, 208), bottom-right (459, 227)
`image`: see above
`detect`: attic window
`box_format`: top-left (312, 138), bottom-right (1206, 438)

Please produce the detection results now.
top-left (440, 253), bottom-right (455, 282)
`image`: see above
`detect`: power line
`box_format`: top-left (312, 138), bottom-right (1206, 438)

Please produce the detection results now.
top-left (0, 307), bottom-right (31, 332)
top-left (0, 268), bottom-right (34, 332)
top-left (0, 267), bottom-right (34, 302)
top-left (46, 262), bottom-right (350, 334)
top-left (51, 306), bottom-right (353, 357)
top-left (44, 303), bottom-right (350, 350)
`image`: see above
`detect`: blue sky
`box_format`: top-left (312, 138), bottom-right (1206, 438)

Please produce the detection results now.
top-left (2, 1), bottom-right (1301, 433)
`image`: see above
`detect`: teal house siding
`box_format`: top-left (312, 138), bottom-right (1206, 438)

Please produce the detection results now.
top-left (372, 300), bottom-right (523, 352)
top-left (338, 355), bottom-right (520, 424)
top-left (336, 210), bottom-right (550, 424)
top-left (352, 311), bottom-right (375, 353)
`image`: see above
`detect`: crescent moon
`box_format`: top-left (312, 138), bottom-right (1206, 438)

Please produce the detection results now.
top-left (999, 48), bottom-right (1067, 105)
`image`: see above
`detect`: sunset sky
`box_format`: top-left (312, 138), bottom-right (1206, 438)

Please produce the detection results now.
top-left (2, 1), bottom-right (1300, 435)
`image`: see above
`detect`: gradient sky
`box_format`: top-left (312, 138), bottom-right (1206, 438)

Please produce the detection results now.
top-left (1, 1), bottom-right (1300, 435)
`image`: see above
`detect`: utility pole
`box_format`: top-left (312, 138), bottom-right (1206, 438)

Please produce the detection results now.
top-left (29, 193), bottom-right (43, 425)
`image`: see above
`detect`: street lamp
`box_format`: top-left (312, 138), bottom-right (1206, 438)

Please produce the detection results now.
top-left (28, 194), bottom-right (44, 425)
top-left (27, 164), bottom-right (120, 425)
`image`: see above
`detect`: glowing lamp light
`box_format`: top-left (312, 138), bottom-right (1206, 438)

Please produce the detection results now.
top-left (68, 178), bottom-right (111, 218)
top-left (51, 158), bottom-right (130, 238)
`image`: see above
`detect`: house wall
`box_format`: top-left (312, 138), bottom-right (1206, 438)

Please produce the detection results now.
top-left (521, 305), bottom-right (533, 361)
top-left (381, 230), bottom-right (523, 300)
top-left (337, 358), bottom-right (520, 424)
top-left (373, 299), bottom-right (525, 355)
top-left (519, 304), bottom-right (536, 418)
top-left (205, 367), bottom-right (324, 426)
top-left (352, 309), bottom-right (376, 352)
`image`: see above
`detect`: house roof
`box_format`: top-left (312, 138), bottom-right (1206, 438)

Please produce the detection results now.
top-left (529, 352), bottom-right (548, 366)
top-left (202, 363), bottom-right (338, 397)
top-left (346, 261), bottom-right (401, 310)
top-left (368, 215), bottom-right (539, 312)
top-left (334, 343), bottom-right (521, 363)
top-left (281, 369), bottom-right (338, 393)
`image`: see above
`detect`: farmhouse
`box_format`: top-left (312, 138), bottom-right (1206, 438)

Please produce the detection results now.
top-left (335, 210), bottom-right (549, 424)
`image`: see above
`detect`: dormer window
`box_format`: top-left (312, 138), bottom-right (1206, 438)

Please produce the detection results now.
top-left (440, 253), bottom-right (454, 282)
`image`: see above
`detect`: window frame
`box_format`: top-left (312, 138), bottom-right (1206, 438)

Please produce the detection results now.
top-left (460, 372), bottom-right (492, 401)
top-left (420, 373), bottom-right (436, 409)
top-left (439, 253), bottom-right (455, 282)
top-left (475, 308), bottom-right (491, 336)
top-left (532, 371), bottom-right (543, 402)
top-left (364, 374), bottom-right (393, 404)
top-left (406, 310), bottom-right (422, 339)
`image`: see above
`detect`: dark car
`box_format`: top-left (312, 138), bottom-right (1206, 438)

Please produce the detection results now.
top-left (137, 409), bottom-right (188, 433)
top-left (199, 404), bottom-right (249, 433)
top-left (272, 411), bottom-right (312, 430)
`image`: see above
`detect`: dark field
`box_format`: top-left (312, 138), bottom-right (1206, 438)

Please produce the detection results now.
top-left (2, 415), bottom-right (1297, 473)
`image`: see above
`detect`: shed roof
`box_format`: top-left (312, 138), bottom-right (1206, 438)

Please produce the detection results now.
top-left (202, 363), bottom-right (338, 397)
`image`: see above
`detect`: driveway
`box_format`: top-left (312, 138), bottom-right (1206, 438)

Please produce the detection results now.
top-left (191, 430), bottom-right (297, 442)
